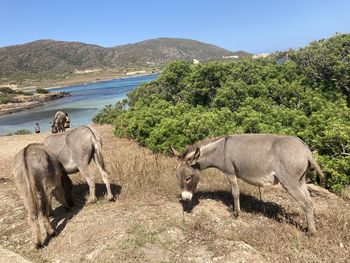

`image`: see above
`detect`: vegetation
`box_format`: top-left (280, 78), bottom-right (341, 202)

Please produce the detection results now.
top-left (0, 87), bottom-right (15, 94)
top-left (36, 88), bottom-right (49, 94)
top-left (14, 129), bottom-right (32, 135)
top-left (0, 87), bottom-right (16, 104)
top-left (94, 34), bottom-right (350, 192)
top-left (0, 87), bottom-right (36, 104)
top-left (0, 94), bottom-right (17, 104)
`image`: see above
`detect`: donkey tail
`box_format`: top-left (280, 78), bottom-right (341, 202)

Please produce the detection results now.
top-left (308, 156), bottom-right (325, 187)
top-left (14, 147), bottom-right (40, 218)
top-left (87, 126), bottom-right (107, 170)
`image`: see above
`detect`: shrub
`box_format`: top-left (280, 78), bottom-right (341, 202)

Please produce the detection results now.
top-left (0, 94), bottom-right (17, 104)
top-left (94, 34), bottom-right (350, 192)
top-left (0, 87), bottom-right (15, 94)
top-left (14, 129), bottom-right (32, 135)
top-left (36, 88), bottom-right (49, 94)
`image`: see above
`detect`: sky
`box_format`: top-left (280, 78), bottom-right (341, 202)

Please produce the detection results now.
top-left (1, 0), bottom-right (349, 53)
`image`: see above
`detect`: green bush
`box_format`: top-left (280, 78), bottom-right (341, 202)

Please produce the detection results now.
top-left (14, 129), bottom-right (32, 135)
top-left (36, 88), bottom-right (49, 94)
top-left (94, 34), bottom-right (350, 192)
top-left (0, 91), bottom-right (18, 104)
top-left (0, 87), bottom-right (15, 94)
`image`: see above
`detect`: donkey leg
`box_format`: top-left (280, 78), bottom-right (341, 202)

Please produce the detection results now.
top-left (41, 212), bottom-right (56, 237)
top-left (78, 165), bottom-right (97, 204)
top-left (98, 167), bottom-right (113, 201)
top-left (225, 173), bottom-right (240, 215)
top-left (41, 192), bottom-right (56, 237)
top-left (283, 183), bottom-right (316, 235)
top-left (94, 152), bottom-right (113, 201)
top-left (47, 194), bottom-right (54, 217)
top-left (299, 175), bottom-right (316, 235)
top-left (28, 214), bottom-right (42, 249)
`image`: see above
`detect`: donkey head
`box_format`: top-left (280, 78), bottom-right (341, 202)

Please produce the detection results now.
top-left (55, 174), bottom-right (74, 208)
top-left (171, 146), bottom-right (201, 202)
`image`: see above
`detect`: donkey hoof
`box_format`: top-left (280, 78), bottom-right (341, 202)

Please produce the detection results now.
top-left (232, 211), bottom-right (240, 218)
top-left (306, 229), bottom-right (316, 237)
top-left (106, 194), bottom-right (114, 201)
top-left (35, 242), bottom-right (43, 249)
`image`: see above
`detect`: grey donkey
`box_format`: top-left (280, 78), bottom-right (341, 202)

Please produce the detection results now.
top-left (44, 126), bottom-right (113, 204)
top-left (172, 134), bottom-right (324, 235)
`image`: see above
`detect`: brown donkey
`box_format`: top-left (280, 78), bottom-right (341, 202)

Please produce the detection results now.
top-left (13, 143), bottom-right (74, 249)
top-left (51, 111), bottom-right (68, 133)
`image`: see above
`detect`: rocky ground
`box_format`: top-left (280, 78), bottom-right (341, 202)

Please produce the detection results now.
top-left (0, 125), bottom-right (349, 262)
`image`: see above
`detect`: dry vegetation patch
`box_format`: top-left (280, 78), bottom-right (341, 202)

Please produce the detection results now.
top-left (0, 125), bottom-right (349, 262)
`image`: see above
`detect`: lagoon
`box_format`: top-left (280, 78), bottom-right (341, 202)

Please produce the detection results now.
top-left (0, 74), bottom-right (158, 135)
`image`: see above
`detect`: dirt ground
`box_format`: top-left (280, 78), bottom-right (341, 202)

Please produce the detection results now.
top-left (0, 125), bottom-right (349, 262)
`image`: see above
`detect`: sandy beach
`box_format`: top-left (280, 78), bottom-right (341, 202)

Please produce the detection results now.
top-left (6, 69), bottom-right (159, 92)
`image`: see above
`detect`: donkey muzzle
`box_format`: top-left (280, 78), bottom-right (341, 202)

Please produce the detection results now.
top-left (181, 191), bottom-right (193, 202)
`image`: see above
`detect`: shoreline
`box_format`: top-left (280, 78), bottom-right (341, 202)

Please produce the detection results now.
top-left (0, 72), bottom-right (159, 117)
top-left (0, 92), bottom-right (69, 116)
top-left (36, 72), bottom-right (159, 91)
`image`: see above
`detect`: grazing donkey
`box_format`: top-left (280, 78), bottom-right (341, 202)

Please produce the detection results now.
top-left (44, 126), bottom-right (113, 203)
top-left (51, 111), bottom-right (68, 133)
top-left (13, 143), bottom-right (74, 249)
top-left (171, 134), bottom-right (324, 235)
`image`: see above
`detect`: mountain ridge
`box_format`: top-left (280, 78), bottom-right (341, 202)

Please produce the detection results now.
top-left (0, 38), bottom-right (251, 81)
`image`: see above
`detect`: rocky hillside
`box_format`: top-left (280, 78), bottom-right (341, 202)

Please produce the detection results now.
top-left (109, 38), bottom-right (250, 67)
top-left (0, 38), bottom-right (250, 80)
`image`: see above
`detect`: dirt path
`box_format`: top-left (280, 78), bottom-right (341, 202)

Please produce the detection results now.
top-left (0, 125), bottom-right (349, 262)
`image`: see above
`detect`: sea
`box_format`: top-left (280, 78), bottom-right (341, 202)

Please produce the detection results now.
top-left (0, 74), bottom-right (158, 135)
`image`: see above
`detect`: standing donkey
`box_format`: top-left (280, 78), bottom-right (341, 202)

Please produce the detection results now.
top-left (13, 143), bottom-right (74, 249)
top-left (44, 125), bottom-right (113, 203)
top-left (171, 134), bottom-right (324, 235)
top-left (51, 111), bottom-right (68, 133)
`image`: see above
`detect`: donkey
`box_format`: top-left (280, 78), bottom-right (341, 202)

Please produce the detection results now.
top-left (171, 134), bottom-right (324, 235)
top-left (44, 126), bottom-right (113, 204)
top-left (13, 143), bottom-right (74, 249)
top-left (51, 111), bottom-right (68, 133)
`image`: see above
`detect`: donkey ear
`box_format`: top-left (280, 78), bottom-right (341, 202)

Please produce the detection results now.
top-left (170, 146), bottom-right (182, 160)
top-left (188, 148), bottom-right (200, 164)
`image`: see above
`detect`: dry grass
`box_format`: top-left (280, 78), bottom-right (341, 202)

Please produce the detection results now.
top-left (0, 124), bottom-right (349, 262)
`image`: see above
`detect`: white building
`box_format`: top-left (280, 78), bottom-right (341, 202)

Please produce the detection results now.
top-left (193, 59), bottom-right (200, 64)
top-left (222, 55), bottom-right (239, 59)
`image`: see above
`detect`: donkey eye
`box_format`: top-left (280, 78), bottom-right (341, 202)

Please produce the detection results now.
top-left (185, 177), bottom-right (192, 182)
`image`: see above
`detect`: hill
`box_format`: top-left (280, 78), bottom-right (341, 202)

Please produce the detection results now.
top-left (0, 38), bottom-right (250, 83)
top-left (109, 38), bottom-right (250, 67)
top-left (0, 125), bottom-right (349, 262)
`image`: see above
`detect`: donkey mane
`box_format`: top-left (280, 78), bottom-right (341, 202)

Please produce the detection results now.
top-left (182, 136), bottom-right (225, 158)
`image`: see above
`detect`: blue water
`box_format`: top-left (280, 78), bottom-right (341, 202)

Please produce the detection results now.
top-left (0, 74), bottom-right (158, 135)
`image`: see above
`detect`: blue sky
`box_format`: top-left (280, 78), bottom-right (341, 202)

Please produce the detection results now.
top-left (1, 0), bottom-right (349, 53)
